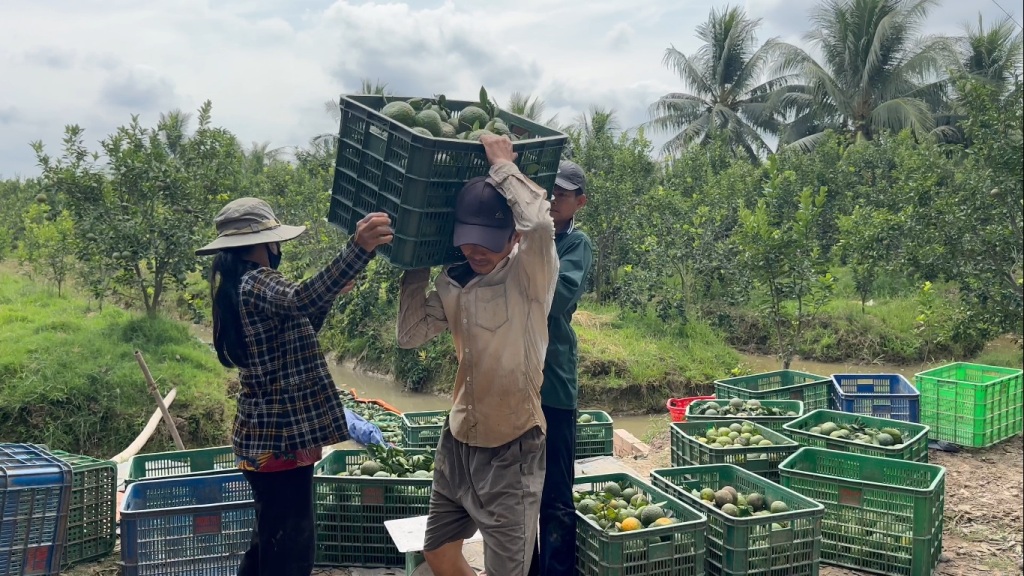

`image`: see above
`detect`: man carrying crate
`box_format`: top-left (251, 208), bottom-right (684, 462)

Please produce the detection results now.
top-left (397, 134), bottom-right (558, 576)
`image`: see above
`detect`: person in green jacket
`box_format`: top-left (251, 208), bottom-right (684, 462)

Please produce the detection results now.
top-left (534, 160), bottom-right (594, 575)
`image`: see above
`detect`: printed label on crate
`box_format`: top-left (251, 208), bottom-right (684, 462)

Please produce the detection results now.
top-left (837, 487), bottom-right (862, 507)
top-left (790, 390), bottom-right (804, 400)
top-left (194, 513), bottom-right (223, 535)
top-left (361, 485), bottom-right (385, 506)
top-left (25, 546), bottom-right (50, 575)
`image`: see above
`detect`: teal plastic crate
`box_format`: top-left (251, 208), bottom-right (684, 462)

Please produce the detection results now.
top-left (573, 473), bottom-right (706, 576)
top-left (783, 409), bottom-right (930, 462)
top-left (652, 464), bottom-right (825, 576)
top-left (49, 450), bottom-right (117, 568)
top-left (401, 410), bottom-right (449, 450)
top-left (126, 445), bottom-right (237, 484)
top-left (670, 420), bottom-right (800, 482)
top-left (714, 371), bottom-right (832, 411)
top-left (779, 447), bottom-right (945, 576)
top-left (577, 410), bottom-right (614, 459)
top-left (685, 399), bottom-right (805, 434)
top-left (328, 94), bottom-right (568, 269)
top-left (313, 448), bottom-right (434, 567)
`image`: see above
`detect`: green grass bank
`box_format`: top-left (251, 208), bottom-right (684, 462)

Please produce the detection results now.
top-left (0, 271), bottom-right (232, 457)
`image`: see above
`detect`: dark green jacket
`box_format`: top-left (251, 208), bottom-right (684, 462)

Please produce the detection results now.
top-left (541, 221), bottom-right (594, 409)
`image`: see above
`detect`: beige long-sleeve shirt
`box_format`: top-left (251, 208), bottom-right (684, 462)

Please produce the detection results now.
top-left (396, 161), bottom-right (558, 448)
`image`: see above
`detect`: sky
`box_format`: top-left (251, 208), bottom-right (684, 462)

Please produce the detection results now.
top-left (0, 0), bottom-right (1017, 178)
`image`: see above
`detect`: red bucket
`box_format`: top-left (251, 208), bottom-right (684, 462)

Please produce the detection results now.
top-left (666, 396), bottom-right (716, 422)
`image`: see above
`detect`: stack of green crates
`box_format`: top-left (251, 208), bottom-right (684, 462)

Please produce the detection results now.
top-left (714, 370), bottom-right (832, 411)
top-left (126, 445), bottom-right (237, 484)
top-left (49, 451), bottom-right (117, 568)
top-left (313, 448), bottom-right (433, 567)
top-left (779, 447), bottom-right (945, 576)
top-left (684, 399), bottom-right (804, 433)
top-left (914, 362), bottom-right (1023, 447)
top-left (783, 409), bottom-right (931, 462)
top-left (574, 473), bottom-right (706, 576)
top-left (576, 410), bottom-right (614, 459)
top-left (670, 420), bottom-right (799, 482)
top-left (401, 410), bottom-right (449, 449)
top-left (652, 464), bottom-right (825, 576)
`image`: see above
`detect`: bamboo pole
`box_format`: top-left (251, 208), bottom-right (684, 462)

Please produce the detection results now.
top-left (134, 350), bottom-right (185, 451)
top-left (110, 388), bottom-right (178, 464)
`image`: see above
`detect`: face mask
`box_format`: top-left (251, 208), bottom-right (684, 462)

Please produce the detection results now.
top-left (266, 244), bottom-right (282, 270)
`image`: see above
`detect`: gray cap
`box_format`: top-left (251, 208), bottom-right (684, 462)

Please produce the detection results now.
top-left (554, 160), bottom-right (586, 195)
top-left (453, 176), bottom-right (515, 253)
top-left (195, 197), bottom-right (305, 256)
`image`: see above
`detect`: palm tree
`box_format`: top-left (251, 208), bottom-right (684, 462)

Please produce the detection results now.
top-left (648, 6), bottom-right (793, 161)
top-left (506, 92), bottom-right (560, 128)
top-left (359, 78), bottom-right (390, 96)
top-left (242, 141), bottom-right (285, 175)
top-left (773, 0), bottom-right (953, 150)
top-left (315, 79), bottom-right (392, 149)
top-left (563, 106), bottom-right (619, 163)
top-left (956, 14), bottom-right (1023, 91)
top-left (156, 109), bottom-right (193, 156)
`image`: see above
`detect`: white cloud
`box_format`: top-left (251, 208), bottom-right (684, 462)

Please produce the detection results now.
top-left (0, 0), bottom-right (1017, 176)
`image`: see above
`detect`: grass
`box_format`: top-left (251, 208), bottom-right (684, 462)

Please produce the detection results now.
top-left (0, 271), bottom-right (231, 458)
top-left (574, 303), bottom-right (742, 412)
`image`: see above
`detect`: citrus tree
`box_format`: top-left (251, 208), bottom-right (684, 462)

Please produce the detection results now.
top-left (33, 101), bottom-right (244, 315)
top-left (17, 201), bottom-right (76, 296)
top-left (735, 158), bottom-right (835, 368)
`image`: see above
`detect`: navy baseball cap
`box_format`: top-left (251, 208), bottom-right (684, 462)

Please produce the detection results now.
top-left (453, 176), bottom-right (515, 253)
top-left (554, 160), bottom-right (586, 195)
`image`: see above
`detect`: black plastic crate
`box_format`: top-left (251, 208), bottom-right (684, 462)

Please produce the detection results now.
top-left (328, 94), bottom-right (568, 269)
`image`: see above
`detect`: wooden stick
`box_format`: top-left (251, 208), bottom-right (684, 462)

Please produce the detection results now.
top-left (110, 388), bottom-right (178, 464)
top-left (134, 350), bottom-right (185, 451)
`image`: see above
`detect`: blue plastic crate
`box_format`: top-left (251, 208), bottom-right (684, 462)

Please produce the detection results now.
top-left (831, 374), bottom-right (921, 422)
top-left (120, 473), bottom-right (254, 576)
top-left (0, 443), bottom-right (73, 576)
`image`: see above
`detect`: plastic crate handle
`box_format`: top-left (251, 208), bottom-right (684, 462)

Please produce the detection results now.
top-left (770, 523), bottom-right (796, 545)
top-left (646, 538), bottom-right (674, 562)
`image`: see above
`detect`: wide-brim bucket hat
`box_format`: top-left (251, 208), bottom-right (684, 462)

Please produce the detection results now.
top-left (196, 197), bottom-right (306, 256)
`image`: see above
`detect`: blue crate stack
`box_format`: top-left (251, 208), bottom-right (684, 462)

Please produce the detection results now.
top-left (0, 443), bottom-right (73, 576)
top-left (831, 373), bottom-right (921, 422)
top-left (120, 472), bottom-right (254, 576)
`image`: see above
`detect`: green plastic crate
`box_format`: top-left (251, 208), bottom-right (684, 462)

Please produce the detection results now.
top-left (401, 410), bottom-right (449, 449)
top-left (685, 400), bottom-right (805, 434)
top-left (49, 450), bottom-right (117, 568)
top-left (914, 362), bottom-right (1023, 447)
top-left (328, 94), bottom-right (568, 269)
top-left (670, 421), bottom-right (800, 482)
top-left (577, 410), bottom-right (614, 459)
top-left (779, 447), bottom-right (945, 576)
top-left (714, 371), bottom-right (831, 411)
top-left (313, 448), bottom-right (434, 567)
top-left (126, 445), bottom-right (236, 484)
top-left (651, 464), bottom-right (824, 576)
top-left (783, 409), bottom-right (930, 463)
top-left (573, 473), bottom-right (706, 576)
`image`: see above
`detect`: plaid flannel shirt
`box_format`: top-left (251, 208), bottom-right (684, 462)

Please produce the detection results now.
top-left (232, 241), bottom-right (374, 462)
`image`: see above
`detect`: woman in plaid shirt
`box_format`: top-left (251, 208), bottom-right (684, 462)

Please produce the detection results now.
top-left (197, 198), bottom-right (393, 576)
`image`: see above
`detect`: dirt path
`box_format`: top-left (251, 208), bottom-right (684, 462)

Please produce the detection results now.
top-left (629, 433), bottom-right (1024, 576)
